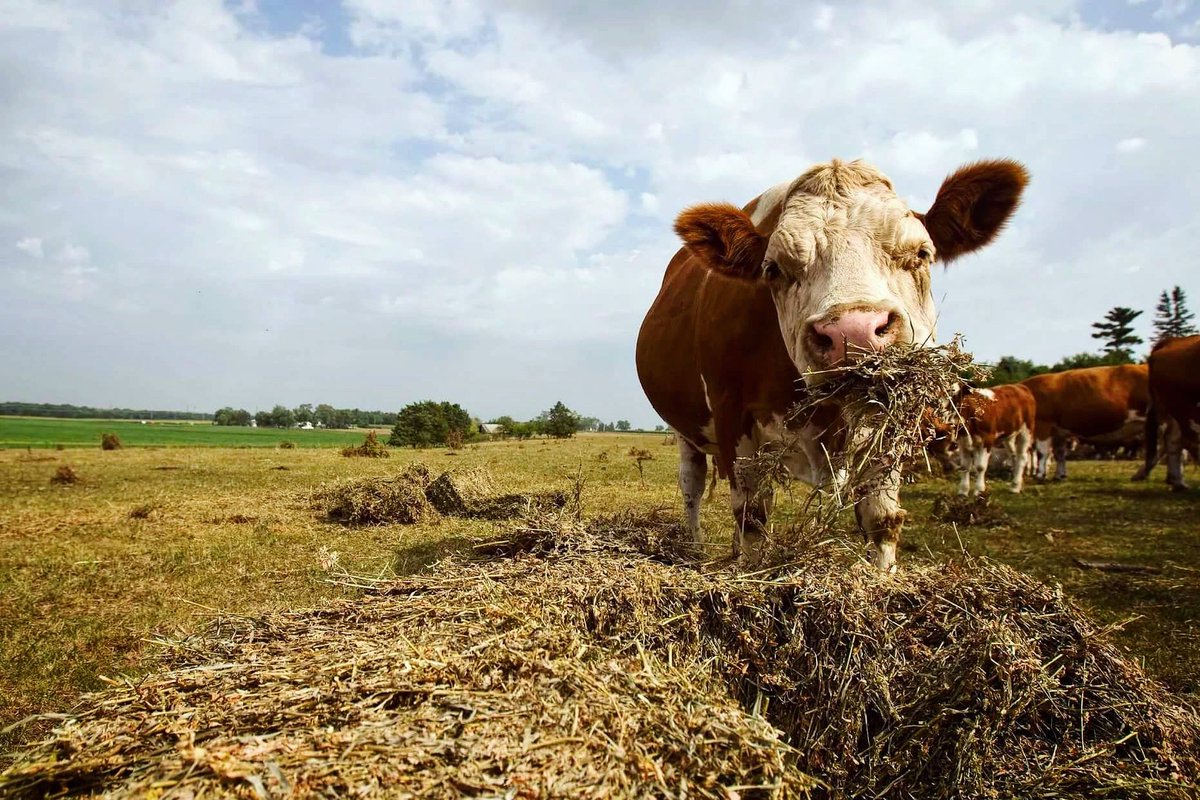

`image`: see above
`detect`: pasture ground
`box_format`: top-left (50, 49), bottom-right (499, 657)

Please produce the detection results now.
top-left (2, 432), bottom-right (1198, 759)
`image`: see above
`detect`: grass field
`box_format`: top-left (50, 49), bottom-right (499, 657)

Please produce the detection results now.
top-left (0, 416), bottom-right (386, 449)
top-left (1, 433), bottom-right (1198, 759)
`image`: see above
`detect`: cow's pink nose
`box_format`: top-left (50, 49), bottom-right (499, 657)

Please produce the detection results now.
top-left (808, 309), bottom-right (897, 366)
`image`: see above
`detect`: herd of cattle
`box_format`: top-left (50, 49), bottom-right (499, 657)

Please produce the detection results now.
top-left (636, 157), bottom-right (1198, 570)
top-left (945, 343), bottom-right (1200, 496)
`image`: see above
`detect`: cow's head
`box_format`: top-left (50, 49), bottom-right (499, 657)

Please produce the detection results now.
top-left (675, 159), bottom-right (1028, 380)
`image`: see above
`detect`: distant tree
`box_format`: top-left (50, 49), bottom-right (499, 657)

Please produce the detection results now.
top-left (1151, 286), bottom-right (1198, 345)
top-left (654, 425), bottom-right (665, 432)
top-left (983, 357), bottom-right (1050, 386)
top-left (616, 420), bottom-right (631, 432)
top-left (314, 404), bottom-right (336, 428)
top-left (1051, 350), bottom-right (1133, 371)
top-left (543, 401), bottom-right (580, 438)
top-left (254, 410), bottom-right (272, 427)
top-left (1090, 306), bottom-right (1143, 359)
top-left (388, 401), bottom-right (474, 448)
top-left (229, 408), bottom-right (252, 426)
top-left (269, 405), bottom-right (296, 429)
top-left (577, 416), bottom-right (600, 432)
top-left (214, 407), bottom-right (235, 426)
top-left (509, 421), bottom-right (537, 439)
top-left (294, 404), bottom-right (314, 425)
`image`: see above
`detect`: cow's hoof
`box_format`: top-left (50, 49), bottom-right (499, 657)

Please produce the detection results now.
top-left (1169, 483), bottom-right (1188, 493)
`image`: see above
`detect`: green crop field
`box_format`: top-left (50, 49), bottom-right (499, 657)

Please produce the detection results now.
top-left (1, 434), bottom-right (1198, 760)
top-left (0, 416), bottom-right (385, 449)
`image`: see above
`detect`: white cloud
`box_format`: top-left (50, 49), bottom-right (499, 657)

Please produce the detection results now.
top-left (1116, 136), bottom-right (1149, 152)
top-left (1, 0), bottom-right (1199, 424)
top-left (15, 237), bottom-right (43, 259)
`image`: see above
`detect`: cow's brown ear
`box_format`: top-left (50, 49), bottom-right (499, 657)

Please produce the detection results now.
top-left (674, 202), bottom-right (768, 279)
top-left (923, 159), bottom-right (1028, 263)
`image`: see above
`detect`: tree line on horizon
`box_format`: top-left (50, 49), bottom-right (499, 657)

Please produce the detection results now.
top-left (983, 285), bottom-right (1195, 385)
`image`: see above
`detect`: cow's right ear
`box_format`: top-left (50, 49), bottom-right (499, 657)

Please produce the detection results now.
top-left (674, 203), bottom-right (768, 280)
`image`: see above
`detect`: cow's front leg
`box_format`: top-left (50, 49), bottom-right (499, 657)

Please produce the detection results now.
top-left (730, 455), bottom-right (772, 562)
top-left (1033, 438), bottom-right (1051, 480)
top-left (972, 446), bottom-right (992, 496)
top-left (855, 468), bottom-right (904, 572)
top-left (1052, 436), bottom-right (1069, 480)
top-left (956, 441), bottom-right (974, 496)
top-left (677, 437), bottom-right (709, 543)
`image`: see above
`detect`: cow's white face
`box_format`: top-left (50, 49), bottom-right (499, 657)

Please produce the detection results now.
top-left (763, 173), bottom-right (939, 379)
top-left (675, 159), bottom-right (1028, 384)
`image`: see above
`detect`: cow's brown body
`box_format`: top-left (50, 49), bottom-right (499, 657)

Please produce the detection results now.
top-left (1021, 365), bottom-right (1148, 480)
top-left (1135, 335), bottom-right (1200, 488)
top-left (956, 384), bottom-right (1036, 495)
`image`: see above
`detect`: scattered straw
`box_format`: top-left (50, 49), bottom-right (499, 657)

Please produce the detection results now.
top-left (930, 492), bottom-right (1015, 528)
top-left (4, 508), bottom-right (1196, 799)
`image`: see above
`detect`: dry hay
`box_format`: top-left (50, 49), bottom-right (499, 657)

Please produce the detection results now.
top-left (4, 507), bottom-right (1198, 799)
top-left (49, 464), bottom-right (79, 485)
top-left (310, 466), bottom-right (433, 526)
top-left (128, 504), bottom-right (155, 520)
top-left (930, 492), bottom-right (1016, 528)
top-left (423, 467), bottom-right (498, 515)
top-left (277, 440), bottom-right (296, 450)
top-left (341, 430), bottom-right (390, 459)
top-left (99, 433), bottom-right (122, 451)
top-left (750, 338), bottom-right (983, 550)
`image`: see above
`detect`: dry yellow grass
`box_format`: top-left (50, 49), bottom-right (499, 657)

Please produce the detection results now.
top-left (2, 432), bottom-right (1199, 766)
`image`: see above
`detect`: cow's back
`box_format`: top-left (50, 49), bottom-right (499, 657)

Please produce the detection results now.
top-left (1023, 364), bottom-right (1148, 439)
top-left (962, 384), bottom-right (1036, 444)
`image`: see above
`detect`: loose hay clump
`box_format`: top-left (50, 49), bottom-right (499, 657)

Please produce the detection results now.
top-left (310, 470), bottom-right (433, 525)
top-left (751, 338), bottom-right (985, 547)
top-left (5, 511), bottom-right (1197, 799)
top-left (423, 467), bottom-right (498, 515)
top-left (277, 440), bottom-right (296, 450)
top-left (340, 430), bottom-right (390, 458)
top-left (100, 433), bottom-right (122, 451)
top-left (930, 491), bottom-right (1015, 528)
top-left (49, 465), bottom-right (78, 485)
top-left (424, 467), bottom-right (565, 520)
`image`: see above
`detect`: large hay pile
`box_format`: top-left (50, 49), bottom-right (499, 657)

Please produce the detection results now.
top-left (4, 509), bottom-right (1197, 799)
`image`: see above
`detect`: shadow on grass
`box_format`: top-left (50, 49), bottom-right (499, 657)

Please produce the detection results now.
top-left (391, 535), bottom-right (479, 576)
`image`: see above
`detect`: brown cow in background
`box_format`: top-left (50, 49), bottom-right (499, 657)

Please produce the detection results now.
top-left (956, 384), bottom-right (1036, 496)
top-left (1133, 335), bottom-right (1200, 490)
top-left (1021, 364), bottom-right (1148, 481)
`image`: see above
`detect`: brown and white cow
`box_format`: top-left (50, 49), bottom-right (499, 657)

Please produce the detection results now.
top-left (1021, 364), bottom-right (1149, 481)
top-left (636, 158), bottom-right (1028, 570)
top-left (955, 384), bottom-right (1036, 496)
top-left (1134, 335), bottom-right (1200, 489)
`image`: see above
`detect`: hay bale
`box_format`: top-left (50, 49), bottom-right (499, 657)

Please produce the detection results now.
top-left (311, 469), bottom-right (433, 525)
top-left (340, 431), bottom-right (390, 458)
top-left (100, 433), bottom-right (122, 451)
top-left (930, 492), bottom-right (1015, 528)
top-left (6, 514), bottom-right (1197, 799)
top-left (423, 468), bottom-right (498, 516)
top-left (49, 465), bottom-right (78, 485)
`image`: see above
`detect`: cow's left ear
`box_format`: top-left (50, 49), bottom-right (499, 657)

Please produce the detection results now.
top-left (674, 202), bottom-right (768, 280)
top-left (922, 159), bottom-right (1029, 263)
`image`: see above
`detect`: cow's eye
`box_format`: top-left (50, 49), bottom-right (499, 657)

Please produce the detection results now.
top-left (917, 246), bottom-right (932, 262)
top-left (762, 260), bottom-right (783, 281)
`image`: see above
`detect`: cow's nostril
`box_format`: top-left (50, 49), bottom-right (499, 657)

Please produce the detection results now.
top-left (875, 313), bottom-right (897, 339)
top-left (811, 330), bottom-right (834, 351)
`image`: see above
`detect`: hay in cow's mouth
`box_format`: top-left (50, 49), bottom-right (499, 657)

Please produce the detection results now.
top-left (748, 336), bottom-right (984, 548)
top-left (4, 504), bottom-right (1198, 800)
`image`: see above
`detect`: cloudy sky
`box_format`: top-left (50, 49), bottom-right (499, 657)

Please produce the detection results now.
top-left (2, 0), bottom-right (1198, 426)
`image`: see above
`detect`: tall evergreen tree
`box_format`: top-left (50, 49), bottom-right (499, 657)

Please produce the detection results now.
top-left (1090, 306), bottom-right (1143, 359)
top-left (1152, 286), bottom-right (1197, 344)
